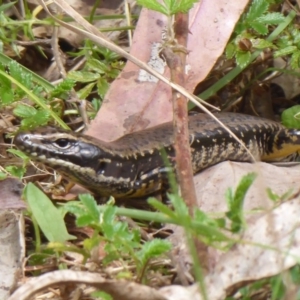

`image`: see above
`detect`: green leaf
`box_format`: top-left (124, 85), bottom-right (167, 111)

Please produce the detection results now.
top-left (250, 22), bottom-right (268, 35)
top-left (97, 78), bottom-right (109, 99)
top-left (102, 206), bottom-right (117, 226)
top-left (91, 291), bottom-right (112, 300)
top-left (63, 201), bottom-right (87, 217)
top-left (24, 183), bottom-right (75, 242)
top-left (77, 82), bottom-right (95, 99)
top-left (256, 12), bottom-right (285, 25)
top-left (94, 47), bottom-right (120, 62)
top-left (5, 165), bottom-right (25, 178)
top-left (0, 71), bottom-right (13, 105)
top-left (266, 188), bottom-right (280, 202)
top-left (251, 38), bottom-right (275, 49)
top-left (230, 173), bottom-right (257, 211)
top-left (245, 0), bottom-right (269, 22)
top-left (83, 236), bottom-right (102, 251)
top-left (77, 215), bottom-right (95, 227)
top-left (148, 197), bottom-right (177, 219)
top-left (137, 239), bottom-right (171, 266)
top-left (105, 68), bottom-right (119, 79)
top-left (136, 0), bottom-right (169, 15)
top-left (274, 45), bottom-right (298, 58)
top-left (168, 0), bottom-right (198, 14)
top-left (193, 209), bottom-right (220, 228)
top-left (21, 110), bottom-right (51, 128)
top-left (225, 43), bottom-right (236, 59)
top-left (9, 60), bottom-right (32, 92)
top-left (276, 36), bottom-right (292, 49)
top-left (281, 105), bottom-right (300, 129)
top-left (270, 276), bottom-right (285, 299)
top-left (79, 194), bottom-right (100, 222)
top-left (67, 71), bottom-right (100, 83)
top-left (0, 2), bottom-right (17, 12)
top-left (0, 53), bottom-right (54, 92)
top-left (91, 98), bottom-right (101, 112)
top-left (226, 173), bottom-right (257, 232)
top-left (291, 51), bottom-right (300, 69)
top-left (291, 28), bottom-right (300, 44)
top-left (7, 149), bottom-right (30, 161)
top-left (13, 104), bottom-right (37, 118)
top-left (137, 0), bottom-right (197, 15)
top-left (51, 79), bottom-right (75, 98)
top-left (168, 193), bottom-right (189, 217)
top-left (225, 188), bottom-right (233, 204)
top-left (191, 221), bottom-right (230, 243)
top-left (68, 194), bottom-right (102, 227)
top-left (0, 172), bottom-right (7, 180)
top-left (235, 51), bottom-right (251, 68)
top-left (86, 59), bottom-right (108, 73)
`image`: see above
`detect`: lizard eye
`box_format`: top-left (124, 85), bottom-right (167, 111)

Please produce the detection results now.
top-left (54, 138), bottom-right (71, 149)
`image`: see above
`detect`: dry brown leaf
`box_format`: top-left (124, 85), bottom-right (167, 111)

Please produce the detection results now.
top-left (0, 179), bottom-right (25, 299)
top-left (0, 178), bottom-right (25, 210)
top-left (195, 161), bottom-right (300, 212)
top-left (204, 196), bottom-right (300, 299)
top-left (0, 211), bottom-right (24, 299)
top-left (87, 8), bottom-right (170, 141)
top-left (186, 0), bottom-right (250, 91)
top-left (159, 285), bottom-right (198, 300)
top-left (166, 162), bottom-right (300, 299)
top-left (88, 0), bottom-right (251, 141)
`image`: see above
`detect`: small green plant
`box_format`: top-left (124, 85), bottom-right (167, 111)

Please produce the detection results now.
top-left (228, 266), bottom-right (300, 300)
top-left (226, 0), bottom-right (300, 70)
top-left (67, 46), bottom-right (123, 106)
top-left (0, 1), bottom-right (49, 48)
top-left (226, 0), bottom-right (286, 67)
top-left (0, 59), bottom-right (71, 129)
top-left (136, 0), bottom-right (198, 16)
top-left (23, 181), bottom-right (236, 282)
top-left (0, 3), bottom-right (128, 128)
top-left (24, 183), bottom-right (76, 246)
top-left (64, 194), bottom-right (171, 280)
top-left (266, 187), bottom-right (294, 202)
top-left (225, 172), bottom-right (257, 232)
top-left (22, 184), bottom-right (172, 279)
top-left (281, 105), bottom-right (300, 129)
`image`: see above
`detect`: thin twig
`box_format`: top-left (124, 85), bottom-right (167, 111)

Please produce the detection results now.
top-left (166, 13), bottom-right (209, 298)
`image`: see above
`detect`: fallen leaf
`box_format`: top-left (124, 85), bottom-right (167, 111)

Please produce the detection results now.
top-left (0, 179), bottom-right (25, 299)
top-left (88, 0), bottom-right (251, 141)
top-left (167, 162), bottom-right (300, 299)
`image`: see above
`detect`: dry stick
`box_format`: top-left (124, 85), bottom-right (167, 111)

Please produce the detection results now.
top-left (169, 14), bottom-right (198, 210)
top-left (8, 270), bottom-right (166, 300)
top-left (167, 13), bottom-right (210, 286)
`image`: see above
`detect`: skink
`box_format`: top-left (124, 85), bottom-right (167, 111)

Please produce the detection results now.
top-left (14, 113), bottom-right (300, 198)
